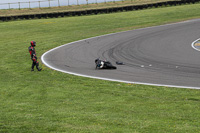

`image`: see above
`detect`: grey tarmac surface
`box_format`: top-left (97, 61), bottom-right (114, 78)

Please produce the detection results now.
top-left (42, 19), bottom-right (200, 89)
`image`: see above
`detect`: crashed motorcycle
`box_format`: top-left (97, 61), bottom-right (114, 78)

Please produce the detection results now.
top-left (95, 58), bottom-right (117, 69)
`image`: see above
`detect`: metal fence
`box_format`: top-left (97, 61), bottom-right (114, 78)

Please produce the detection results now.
top-left (1, 0), bottom-right (199, 21)
top-left (0, 0), bottom-right (124, 10)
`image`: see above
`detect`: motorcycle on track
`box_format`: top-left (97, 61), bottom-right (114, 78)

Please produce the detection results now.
top-left (95, 58), bottom-right (117, 69)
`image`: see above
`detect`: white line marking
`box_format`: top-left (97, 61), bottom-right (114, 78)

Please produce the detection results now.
top-left (191, 38), bottom-right (200, 51)
top-left (41, 19), bottom-right (200, 90)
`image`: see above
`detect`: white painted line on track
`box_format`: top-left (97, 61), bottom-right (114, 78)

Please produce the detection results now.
top-left (191, 38), bottom-right (200, 52)
top-left (41, 19), bottom-right (200, 90)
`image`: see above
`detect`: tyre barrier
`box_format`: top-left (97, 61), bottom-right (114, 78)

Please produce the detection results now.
top-left (0, 0), bottom-right (199, 22)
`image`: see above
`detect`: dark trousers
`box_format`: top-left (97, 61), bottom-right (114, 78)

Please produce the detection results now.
top-left (32, 61), bottom-right (39, 70)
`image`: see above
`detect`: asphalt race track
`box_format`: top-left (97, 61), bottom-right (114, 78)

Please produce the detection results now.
top-left (42, 19), bottom-right (200, 89)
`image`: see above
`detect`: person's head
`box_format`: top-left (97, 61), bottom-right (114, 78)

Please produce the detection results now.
top-left (30, 41), bottom-right (36, 47)
top-left (95, 58), bottom-right (99, 63)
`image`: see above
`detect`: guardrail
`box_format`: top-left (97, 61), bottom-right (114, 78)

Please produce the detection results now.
top-left (0, 0), bottom-right (124, 9)
top-left (0, 0), bottom-right (199, 22)
top-left (0, 0), bottom-right (59, 9)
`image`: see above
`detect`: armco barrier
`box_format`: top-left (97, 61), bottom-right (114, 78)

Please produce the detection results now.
top-left (0, 0), bottom-right (199, 22)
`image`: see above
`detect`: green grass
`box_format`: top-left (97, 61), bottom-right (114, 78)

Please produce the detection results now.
top-left (0, 3), bottom-right (200, 133)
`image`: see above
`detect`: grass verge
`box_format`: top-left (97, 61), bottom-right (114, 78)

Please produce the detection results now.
top-left (0, 3), bottom-right (200, 132)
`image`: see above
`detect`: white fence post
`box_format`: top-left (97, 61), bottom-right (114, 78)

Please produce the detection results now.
top-left (48, 0), bottom-right (50, 7)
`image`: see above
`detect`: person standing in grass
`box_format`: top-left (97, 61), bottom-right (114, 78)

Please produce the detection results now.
top-left (28, 41), bottom-right (42, 71)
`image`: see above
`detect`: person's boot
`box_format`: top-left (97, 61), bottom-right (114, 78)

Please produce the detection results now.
top-left (31, 69), bottom-right (34, 71)
top-left (37, 68), bottom-right (42, 71)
